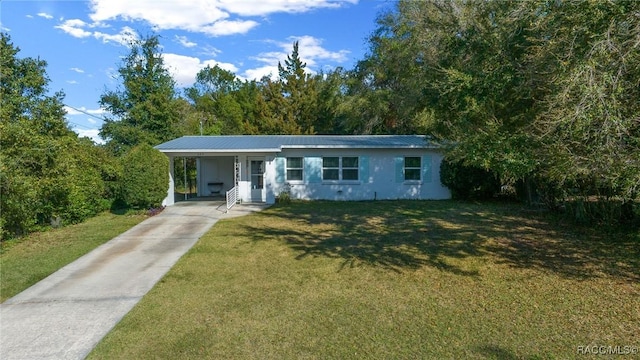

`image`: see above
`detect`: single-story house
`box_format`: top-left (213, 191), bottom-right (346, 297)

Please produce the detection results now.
top-left (154, 135), bottom-right (451, 206)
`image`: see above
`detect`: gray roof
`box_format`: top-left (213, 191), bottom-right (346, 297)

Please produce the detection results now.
top-left (155, 135), bottom-right (438, 153)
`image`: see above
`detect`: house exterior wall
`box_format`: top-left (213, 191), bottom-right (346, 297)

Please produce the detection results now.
top-left (160, 148), bottom-right (450, 206)
top-left (264, 148), bottom-right (450, 203)
top-left (237, 154), bottom-right (278, 204)
top-left (198, 157), bottom-right (235, 196)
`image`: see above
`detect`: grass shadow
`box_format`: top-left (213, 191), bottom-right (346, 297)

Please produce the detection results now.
top-left (244, 201), bottom-right (640, 281)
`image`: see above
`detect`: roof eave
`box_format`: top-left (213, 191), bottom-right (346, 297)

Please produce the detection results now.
top-left (157, 148), bottom-right (282, 153)
top-left (281, 145), bottom-right (441, 149)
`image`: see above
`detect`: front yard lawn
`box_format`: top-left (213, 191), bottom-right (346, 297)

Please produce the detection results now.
top-left (0, 212), bottom-right (147, 303)
top-left (89, 201), bottom-right (639, 359)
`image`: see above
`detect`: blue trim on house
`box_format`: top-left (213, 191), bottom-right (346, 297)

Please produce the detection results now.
top-left (422, 155), bottom-right (433, 183)
top-left (395, 157), bottom-right (404, 183)
top-left (359, 156), bottom-right (370, 183)
top-left (275, 157), bottom-right (285, 184)
top-left (304, 157), bottom-right (322, 183)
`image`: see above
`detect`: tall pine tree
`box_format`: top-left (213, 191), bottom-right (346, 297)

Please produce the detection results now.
top-left (99, 34), bottom-right (180, 155)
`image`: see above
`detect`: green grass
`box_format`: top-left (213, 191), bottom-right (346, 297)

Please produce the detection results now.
top-left (0, 212), bottom-right (147, 302)
top-left (83, 200), bottom-right (638, 359)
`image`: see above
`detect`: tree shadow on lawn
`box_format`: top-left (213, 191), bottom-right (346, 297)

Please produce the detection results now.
top-left (245, 201), bottom-right (640, 282)
top-left (473, 344), bottom-right (547, 360)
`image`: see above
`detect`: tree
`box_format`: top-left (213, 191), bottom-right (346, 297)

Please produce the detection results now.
top-left (99, 34), bottom-right (180, 155)
top-left (276, 41), bottom-right (318, 134)
top-left (527, 1), bottom-right (640, 205)
top-left (118, 144), bottom-right (169, 209)
top-left (1, 33), bottom-right (112, 238)
top-left (181, 42), bottom-right (350, 136)
top-left (0, 33), bottom-right (69, 137)
top-left (399, 0), bottom-right (541, 179)
top-left (440, 158), bottom-right (501, 200)
top-left (357, 0), bottom-right (639, 222)
top-left (185, 65), bottom-right (244, 134)
top-left (258, 75), bottom-right (304, 134)
top-left (314, 68), bottom-right (349, 134)
top-left (340, 5), bottom-right (433, 135)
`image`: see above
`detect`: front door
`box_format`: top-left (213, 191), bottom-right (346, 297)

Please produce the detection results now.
top-left (249, 158), bottom-right (265, 202)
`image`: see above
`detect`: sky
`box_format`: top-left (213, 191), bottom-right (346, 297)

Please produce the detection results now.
top-left (1, 0), bottom-right (393, 143)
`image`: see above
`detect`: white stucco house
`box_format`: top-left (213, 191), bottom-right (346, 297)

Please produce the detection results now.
top-left (155, 135), bottom-right (451, 206)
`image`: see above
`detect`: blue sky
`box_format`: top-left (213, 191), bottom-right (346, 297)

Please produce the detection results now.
top-left (1, 0), bottom-right (392, 143)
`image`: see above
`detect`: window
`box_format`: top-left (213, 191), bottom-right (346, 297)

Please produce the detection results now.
top-left (342, 157), bottom-right (359, 180)
top-left (286, 157), bottom-right (303, 181)
top-left (404, 157), bottom-right (421, 181)
top-left (322, 157), bottom-right (339, 180)
top-left (323, 156), bottom-right (359, 181)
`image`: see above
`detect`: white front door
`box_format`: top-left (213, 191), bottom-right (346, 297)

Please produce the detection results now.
top-left (249, 158), bottom-right (265, 202)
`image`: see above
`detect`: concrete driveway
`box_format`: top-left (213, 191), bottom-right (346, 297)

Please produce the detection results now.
top-left (0, 202), bottom-right (268, 360)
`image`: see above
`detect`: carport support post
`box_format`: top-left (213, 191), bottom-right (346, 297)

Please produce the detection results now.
top-left (165, 156), bottom-right (175, 206)
top-left (183, 157), bottom-right (187, 201)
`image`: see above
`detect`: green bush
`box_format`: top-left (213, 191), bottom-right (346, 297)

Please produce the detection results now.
top-left (440, 158), bottom-right (501, 200)
top-left (0, 169), bottom-right (40, 239)
top-left (55, 138), bottom-right (114, 224)
top-left (119, 144), bottom-right (169, 209)
top-left (276, 190), bottom-right (292, 204)
top-left (0, 34), bottom-right (118, 239)
top-left (1, 136), bottom-right (115, 239)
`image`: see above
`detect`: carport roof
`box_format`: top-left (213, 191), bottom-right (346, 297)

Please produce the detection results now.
top-left (155, 135), bottom-right (439, 153)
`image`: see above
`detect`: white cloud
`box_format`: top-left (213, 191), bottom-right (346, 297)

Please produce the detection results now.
top-left (89, 0), bottom-right (230, 33)
top-left (243, 65), bottom-right (279, 81)
top-left (55, 19), bottom-right (92, 38)
top-left (243, 35), bottom-right (349, 80)
top-left (175, 35), bottom-right (197, 48)
top-left (93, 26), bottom-right (137, 45)
top-left (162, 53), bottom-right (239, 88)
top-left (87, 0), bottom-right (357, 36)
top-left (219, 0), bottom-right (358, 16)
top-left (70, 67), bottom-right (85, 73)
top-left (66, 80), bottom-right (78, 84)
top-left (55, 18), bottom-right (137, 45)
top-left (252, 50), bottom-right (286, 66)
top-left (74, 128), bottom-right (104, 144)
top-left (64, 106), bottom-right (106, 116)
top-left (199, 19), bottom-right (259, 37)
top-left (37, 12), bottom-right (53, 19)
top-left (293, 35), bottom-right (349, 65)
top-left (198, 45), bottom-right (222, 57)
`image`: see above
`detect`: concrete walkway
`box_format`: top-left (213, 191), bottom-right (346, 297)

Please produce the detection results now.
top-left (0, 202), bottom-right (268, 360)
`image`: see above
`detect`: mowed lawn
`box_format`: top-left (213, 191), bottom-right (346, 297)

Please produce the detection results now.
top-left (89, 201), bottom-right (639, 359)
top-left (1, 212), bottom-right (147, 303)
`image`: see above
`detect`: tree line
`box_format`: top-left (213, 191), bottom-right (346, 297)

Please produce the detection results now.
top-left (380, 0), bottom-right (639, 223)
top-left (2, 0), bottom-right (639, 239)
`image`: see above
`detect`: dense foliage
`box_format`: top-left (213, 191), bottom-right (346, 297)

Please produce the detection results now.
top-left (118, 144), bottom-right (169, 209)
top-left (440, 159), bottom-right (501, 200)
top-left (0, 34), bottom-right (114, 238)
top-left (99, 35), bottom-right (181, 156)
top-left (358, 0), bottom-right (639, 223)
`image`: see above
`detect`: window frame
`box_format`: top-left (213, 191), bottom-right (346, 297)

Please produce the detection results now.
top-left (404, 156), bottom-right (421, 181)
top-left (285, 157), bottom-right (303, 181)
top-left (341, 156), bottom-right (359, 181)
top-left (322, 156), bottom-right (359, 182)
